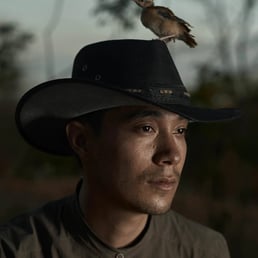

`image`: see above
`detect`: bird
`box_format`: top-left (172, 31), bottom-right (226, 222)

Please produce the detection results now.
top-left (133, 0), bottom-right (197, 48)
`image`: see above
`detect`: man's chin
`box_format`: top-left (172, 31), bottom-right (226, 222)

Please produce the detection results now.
top-left (139, 200), bottom-right (173, 215)
top-left (148, 206), bottom-right (172, 215)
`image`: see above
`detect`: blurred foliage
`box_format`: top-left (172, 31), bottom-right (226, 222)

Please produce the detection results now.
top-left (0, 21), bottom-right (33, 177)
top-left (186, 73), bottom-right (258, 201)
top-left (0, 22), bottom-right (33, 97)
top-left (92, 0), bottom-right (141, 29)
top-left (182, 73), bottom-right (258, 258)
top-left (0, 21), bottom-right (78, 179)
top-left (13, 148), bottom-right (80, 179)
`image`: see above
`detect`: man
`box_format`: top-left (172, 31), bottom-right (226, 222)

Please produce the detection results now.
top-left (0, 39), bottom-right (239, 257)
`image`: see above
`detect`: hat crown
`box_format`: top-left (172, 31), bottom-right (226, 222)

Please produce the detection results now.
top-left (72, 39), bottom-right (190, 105)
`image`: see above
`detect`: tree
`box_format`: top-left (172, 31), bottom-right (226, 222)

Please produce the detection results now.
top-left (0, 22), bottom-right (33, 98)
top-left (93, 0), bottom-right (140, 30)
top-left (0, 22), bottom-right (33, 178)
top-left (196, 0), bottom-right (258, 97)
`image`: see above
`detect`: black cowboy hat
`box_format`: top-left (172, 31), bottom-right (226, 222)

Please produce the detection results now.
top-left (16, 39), bottom-right (240, 155)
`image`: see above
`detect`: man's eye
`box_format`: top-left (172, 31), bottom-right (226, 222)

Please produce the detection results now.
top-left (141, 126), bottom-right (154, 133)
top-left (175, 127), bottom-right (187, 135)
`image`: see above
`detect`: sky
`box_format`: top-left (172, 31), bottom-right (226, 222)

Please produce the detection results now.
top-left (0, 0), bottom-right (257, 95)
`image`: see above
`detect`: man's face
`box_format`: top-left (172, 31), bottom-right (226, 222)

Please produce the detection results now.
top-left (82, 105), bottom-right (188, 215)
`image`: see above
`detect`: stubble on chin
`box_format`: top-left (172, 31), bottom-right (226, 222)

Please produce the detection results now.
top-left (129, 180), bottom-right (180, 215)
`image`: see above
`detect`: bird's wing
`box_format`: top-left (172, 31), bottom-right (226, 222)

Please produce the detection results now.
top-left (174, 15), bottom-right (193, 29)
top-left (156, 6), bottom-right (193, 29)
top-left (156, 6), bottom-right (175, 19)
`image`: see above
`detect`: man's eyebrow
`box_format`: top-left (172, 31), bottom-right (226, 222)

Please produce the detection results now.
top-left (121, 109), bottom-right (189, 123)
top-left (122, 109), bottom-right (163, 122)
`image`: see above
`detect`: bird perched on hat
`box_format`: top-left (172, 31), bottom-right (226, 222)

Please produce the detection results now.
top-left (133, 0), bottom-right (197, 48)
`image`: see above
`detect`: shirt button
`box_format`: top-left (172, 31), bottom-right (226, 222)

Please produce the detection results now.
top-left (115, 253), bottom-right (124, 258)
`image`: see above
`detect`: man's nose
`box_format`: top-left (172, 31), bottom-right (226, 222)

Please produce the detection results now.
top-left (152, 134), bottom-right (182, 166)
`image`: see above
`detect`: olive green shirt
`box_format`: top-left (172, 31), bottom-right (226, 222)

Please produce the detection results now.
top-left (0, 186), bottom-right (230, 258)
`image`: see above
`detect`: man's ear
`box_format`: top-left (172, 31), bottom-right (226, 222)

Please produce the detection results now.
top-left (66, 121), bottom-right (91, 156)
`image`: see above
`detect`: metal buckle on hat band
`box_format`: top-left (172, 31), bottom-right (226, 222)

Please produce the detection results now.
top-left (125, 89), bottom-right (143, 93)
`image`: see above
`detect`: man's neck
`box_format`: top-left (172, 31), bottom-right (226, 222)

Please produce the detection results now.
top-left (79, 182), bottom-right (149, 248)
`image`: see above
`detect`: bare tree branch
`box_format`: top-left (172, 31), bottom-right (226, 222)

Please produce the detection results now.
top-left (43, 0), bottom-right (65, 79)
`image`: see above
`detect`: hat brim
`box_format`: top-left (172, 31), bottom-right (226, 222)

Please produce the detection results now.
top-left (16, 79), bottom-right (240, 155)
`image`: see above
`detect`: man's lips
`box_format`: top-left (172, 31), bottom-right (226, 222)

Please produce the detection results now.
top-left (147, 177), bottom-right (177, 191)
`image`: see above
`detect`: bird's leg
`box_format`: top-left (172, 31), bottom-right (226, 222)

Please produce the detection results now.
top-left (159, 34), bottom-right (176, 42)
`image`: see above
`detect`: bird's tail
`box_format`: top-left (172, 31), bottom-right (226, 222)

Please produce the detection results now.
top-left (182, 33), bottom-right (197, 48)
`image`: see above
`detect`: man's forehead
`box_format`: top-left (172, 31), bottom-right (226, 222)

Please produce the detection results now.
top-left (104, 105), bottom-right (188, 122)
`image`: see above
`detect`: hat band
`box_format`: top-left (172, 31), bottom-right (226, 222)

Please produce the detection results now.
top-left (123, 86), bottom-right (191, 105)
